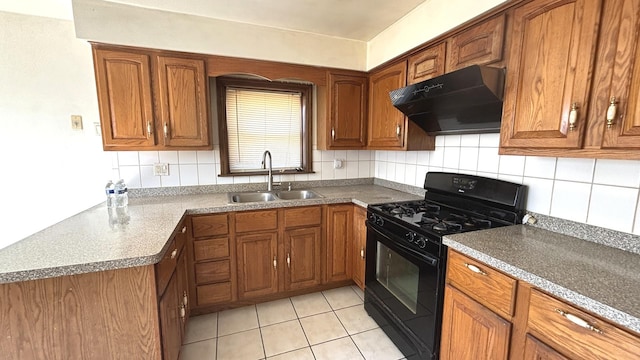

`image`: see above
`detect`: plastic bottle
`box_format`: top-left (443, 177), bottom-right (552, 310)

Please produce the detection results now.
top-left (114, 179), bottom-right (128, 207)
top-left (105, 180), bottom-right (115, 208)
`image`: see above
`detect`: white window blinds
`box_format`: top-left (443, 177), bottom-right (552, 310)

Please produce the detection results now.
top-left (225, 87), bottom-right (303, 172)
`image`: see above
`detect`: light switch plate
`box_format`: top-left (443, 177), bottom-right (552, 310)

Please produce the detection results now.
top-left (153, 163), bottom-right (169, 176)
top-left (71, 115), bottom-right (83, 130)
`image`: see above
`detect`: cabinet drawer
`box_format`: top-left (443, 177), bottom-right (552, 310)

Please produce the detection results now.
top-left (283, 206), bottom-right (322, 228)
top-left (196, 282), bottom-right (232, 306)
top-left (175, 223), bottom-right (187, 254)
top-left (235, 210), bottom-right (278, 233)
top-left (446, 250), bottom-right (516, 318)
top-left (528, 289), bottom-right (640, 360)
top-left (155, 239), bottom-right (178, 295)
top-left (194, 238), bottom-right (230, 261)
top-left (195, 260), bottom-right (231, 284)
top-left (192, 214), bottom-right (229, 238)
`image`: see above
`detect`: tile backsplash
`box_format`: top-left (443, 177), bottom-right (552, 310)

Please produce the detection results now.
top-left (110, 133), bottom-right (640, 236)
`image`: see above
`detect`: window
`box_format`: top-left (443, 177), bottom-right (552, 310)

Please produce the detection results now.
top-left (216, 77), bottom-right (312, 175)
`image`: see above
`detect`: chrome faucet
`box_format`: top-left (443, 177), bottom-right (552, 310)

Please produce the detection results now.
top-left (261, 150), bottom-right (274, 191)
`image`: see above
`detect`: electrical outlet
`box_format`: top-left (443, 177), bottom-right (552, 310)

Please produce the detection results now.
top-left (71, 115), bottom-right (83, 130)
top-left (153, 163), bottom-right (169, 176)
top-left (333, 159), bottom-right (343, 169)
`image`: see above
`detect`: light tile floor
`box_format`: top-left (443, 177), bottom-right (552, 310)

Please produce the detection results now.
top-left (181, 285), bottom-right (406, 360)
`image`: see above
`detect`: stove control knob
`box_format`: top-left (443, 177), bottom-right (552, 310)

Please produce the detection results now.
top-left (370, 214), bottom-right (384, 226)
top-left (416, 237), bottom-right (427, 248)
top-left (405, 232), bottom-right (415, 242)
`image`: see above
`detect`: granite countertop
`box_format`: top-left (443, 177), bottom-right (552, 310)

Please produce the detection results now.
top-left (444, 225), bottom-right (640, 333)
top-left (0, 185), bottom-right (420, 284)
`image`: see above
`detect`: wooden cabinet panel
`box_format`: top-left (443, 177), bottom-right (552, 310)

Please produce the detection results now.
top-left (195, 260), bottom-right (231, 284)
top-left (196, 282), bottom-right (232, 305)
top-left (176, 246), bottom-right (189, 338)
top-left (283, 206), bottom-right (322, 228)
top-left (191, 214), bottom-right (229, 238)
top-left (235, 210), bottom-right (278, 233)
top-left (325, 204), bottom-right (353, 283)
top-left (194, 238), bottom-right (230, 261)
top-left (159, 272), bottom-right (181, 360)
top-left (440, 285), bottom-right (511, 360)
top-left (324, 72), bottom-right (368, 149)
top-left (156, 56), bottom-right (210, 148)
top-left (284, 227), bottom-right (322, 291)
top-left (93, 49), bottom-right (156, 150)
top-left (524, 335), bottom-right (570, 360)
top-left (446, 14), bottom-right (506, 71)
top-left (155, 239), bottom-right (178, 296)
top-left (236, 232), bottom-right (278, 299)
top-left (500, 0), bottom-right (601, 149)
top-left (407, 43), bottom-right (446, 84)
top-left (446, 250), bottom-right (516, 319)
top-left (527, 289), bottom-right (640, 360)
top-left (352, 206), bottom-right (367, 290)
top-left (368, 61), bottom-right (407, 149)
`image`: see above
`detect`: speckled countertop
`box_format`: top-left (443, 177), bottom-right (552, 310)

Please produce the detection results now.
top-left (444, 225), bottom-right (640, 333)
top-left (0, 185), bottom-right (420, 284)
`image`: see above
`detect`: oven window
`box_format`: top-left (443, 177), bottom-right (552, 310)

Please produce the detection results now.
top-left (375, 242), bottom-right (419, 314)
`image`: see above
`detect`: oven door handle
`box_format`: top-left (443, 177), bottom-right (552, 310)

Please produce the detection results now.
top-left (367, 222), bottom-right (439, 267)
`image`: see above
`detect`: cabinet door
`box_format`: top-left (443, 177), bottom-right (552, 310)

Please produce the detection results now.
top-left (93, 49), bottom-right (156, 150)
top-left (368, 61), bottom-right (407, 149)
top-left (500, 0), bottom-right (602, 149)
top-left (284, 227), bottom-right (321, 291)
top-left (159, 272), bottom-right (181, 360)
top-left (236, 232), bottom-right (278, 299)
top-left (600, 0), bottom-right (640, 149)
top-left (176, 248), bottom-right (188, 338)
top-left (326, 205), bottom-right (353, 283)
top-left (352, 206), bottom-right (367, 290)
top-left (326, 73), bottom-right (368, 148)
top-left (440, 285), bottom-right (511, 360)
top-left (446, 14), bottom-right (505, 72)
top-left (408, 43), bottom-right (446, 84)
top-left (156, 56), bottom-right (210, 148)
top-left (524, 335), bottom-right (570, 360)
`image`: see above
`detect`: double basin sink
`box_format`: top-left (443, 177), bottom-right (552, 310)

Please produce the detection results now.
top-left (228, 189), bottom-right (323, 203)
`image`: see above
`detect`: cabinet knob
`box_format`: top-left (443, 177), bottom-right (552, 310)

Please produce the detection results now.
top-left (170, 249), bottom-right (177, 259)
top-left (163, 122), bottom-right (169, 138)
top-left (183, 291), bottom-right (188, 306)
top-left (396, 124), bottom-right (401, 137)
top-left (179, 304), bottom-right (186, 320)
top-left (360, 248), bottom-right (365, 259)
top-left (331, 127), bottom-right (336, 141)
top-left (286, 253), bottom-right (291, 268)
top-left (273, 256), bottom-right (277, 269)
top-left (568, 103), bottom-right (579, 131)
top-left (464, 263), bottom-right (487, 276)
top-left (555, 308), bottom-right (602, 334)
top-left (606, 97), bottom-right (618, 129)
top-left (181, 226), bottom-right (187, 234)
top-left (146, 121), bottom-right (153, 138)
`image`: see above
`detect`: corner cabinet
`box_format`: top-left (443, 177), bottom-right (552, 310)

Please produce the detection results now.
top-left (319, 72), bottom-right (368, 149)
top-left (92, 44), bottom-right (211, 151)
top-left (367, 61), bottom-right (435, 150)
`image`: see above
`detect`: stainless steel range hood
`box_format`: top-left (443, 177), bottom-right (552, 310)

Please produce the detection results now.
top-left (389, 65), bottom-right (505, 135)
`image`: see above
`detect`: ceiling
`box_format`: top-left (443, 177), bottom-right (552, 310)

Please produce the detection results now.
top-left (103, 0), bottom-right (427, 41)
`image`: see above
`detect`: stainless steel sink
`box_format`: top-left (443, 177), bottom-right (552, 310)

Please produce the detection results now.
top-left (275, 190), bottom-right (322, 200)
top-left (228, 192), bottom-right (277, 203)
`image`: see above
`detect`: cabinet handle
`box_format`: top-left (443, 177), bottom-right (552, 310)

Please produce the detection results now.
top-left (555, 308), bottom-right (603, 334)
top-left (183, 291), bottom-right (188, 306)
top-left (464, 263), bottom-right (487, 276)
top-left (146, 121), bottom-right (152, 138)
top-left (606, 97), bottom-right (618, 128)
top-left (360, 248), bottom-right (365, 259)
top-left (273, 256), bottom-right (277, 269)
top-left (163, 122), bottom-right (169, 138)
top-left (181, 226), bottom-right (187, 234)
top-left (179, 304), bottom-right (186, 320)
top-left (286, 253), bottom-right (291, 268)
top-left (170, 249), bottom-right (177, 259)
top-left (396, 124), bottom-right (401, 137)
top-left (331, 127), bottom-right (336, 140)
top-left (568, 103), bottom-right (579, 131)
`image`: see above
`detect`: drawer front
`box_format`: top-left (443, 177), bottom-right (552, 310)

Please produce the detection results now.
top-left (194, 238), bottom-right (230, 261)
top-left (235, 210), bottom-right (278, 233)
top-left (528, 289), bottom-right (640, 360)
top-left (446, 250), bottom-right (516, 318)
top-left (192, 214), bottom-right (229, 238)
top-left (283, 206), bottom-right (322, 228)
top-left (195, 260), bottom-right (231, 284)
top-left (175, 223), bottom-right (187, 254)
top-left (197, 282), bottom-right (232, 306)
top-left (155, 239), bottom-right (178, 295)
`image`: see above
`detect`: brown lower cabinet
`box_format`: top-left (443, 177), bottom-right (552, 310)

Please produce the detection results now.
top-left (442, 249), bottom-right (640, 360)
top-left (236, 231), bottom-right (279, 299)
top-left (352, 205), bottom-right (367, 289)
top-left (325, 204), bottom-right (353, 282)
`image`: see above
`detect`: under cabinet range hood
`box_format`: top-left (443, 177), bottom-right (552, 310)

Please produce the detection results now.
top-left (389, 65), bottom-right (505, 135)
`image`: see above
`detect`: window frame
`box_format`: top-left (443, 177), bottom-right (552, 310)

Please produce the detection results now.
top-left (216, 76), bottom-right (313, 176)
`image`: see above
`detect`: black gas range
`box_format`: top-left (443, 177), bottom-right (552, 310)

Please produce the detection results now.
top-left (364, 172), bottom-right (526, 360)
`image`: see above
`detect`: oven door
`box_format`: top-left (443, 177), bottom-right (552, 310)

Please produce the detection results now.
top-left (364, 221), bottom-right (445, 360)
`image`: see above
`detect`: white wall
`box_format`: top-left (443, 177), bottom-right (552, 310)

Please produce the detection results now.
top-left (72, 0), bottom-right (368, 71)
top-left (367, 0), bottom-right (507, 69)
top-left (0, 11), bottom-right (110, 249)
top-left (375, 134), bottom-right (640, 235)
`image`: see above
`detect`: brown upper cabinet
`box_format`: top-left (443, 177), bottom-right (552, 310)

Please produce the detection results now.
top-left (500, 0), bottom-right (640, 158)
top-left (407, 42), bottom-right (446, 84)
top-left (446, 14), bottom-right (506, 72)
top-left (320, 71), bottom-right (368, 149)
top-left (92, 45), bottom-right (211, 151)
